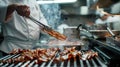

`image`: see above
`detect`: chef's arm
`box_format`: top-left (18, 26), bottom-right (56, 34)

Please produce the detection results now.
top-left (5, 4), bottom-right (17, 21)
top-left (5, 4), bottom-right (30, 21)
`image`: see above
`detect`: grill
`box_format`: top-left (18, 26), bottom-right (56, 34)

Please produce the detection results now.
top-left (0, 51), bottom-right (106, 67)
top-left (1, 38), bottom-right (120, 67)
top-left (89, 38), bottom-right (120, 67)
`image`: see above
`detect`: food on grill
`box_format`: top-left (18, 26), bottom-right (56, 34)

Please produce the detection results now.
top-left (2, 48), bottom-right (59, 64)
top-left (54, 50), bottom-right (82, 63)
top-left (82, 50), bottom-right (98, 60)
top-left (54, 47), bottom-right (98, 63)
top-left (9, 49), bottom-right (31, 55)
top-left (0, 47), bottom-right (98, 64)
top-left (42, 28), bottom-right (67, 40)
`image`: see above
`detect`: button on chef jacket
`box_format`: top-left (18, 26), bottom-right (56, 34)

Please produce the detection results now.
top-left (0, 0), bottom-right (49, 53)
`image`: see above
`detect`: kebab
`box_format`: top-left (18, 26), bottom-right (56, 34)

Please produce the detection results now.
top-left (1, 47), bottom-right (98, 64)
top-left (1, 48), bottom-right (59, 64)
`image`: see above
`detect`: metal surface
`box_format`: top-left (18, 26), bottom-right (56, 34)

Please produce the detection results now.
top-left (106, 27), bottom-right (115, 37)
top-left (28, 16), bottom-right (52, 31)
top-left (29, 16), bottom-right (67, 40)
top-left (88, 38), bottom-right (120, 67)
top-left (106, 37), bottom-right (120, 48)
top-left (72, 23), bottom-right (120, 39)
top-left (1, 39), bottom-right (120, 67)
top-left (0, 50), bottom-right (107, 67)
top-left (63, 27), bottom-right (79, 39)
top-left (89, 38), bottom-right (120, 55)
top-left (89, 30), bottom-right (120, 38)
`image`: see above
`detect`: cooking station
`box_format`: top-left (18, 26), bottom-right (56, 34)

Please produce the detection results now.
top-left (0, 26), bottom-right (120, 67)
top-left (0, 0), bottom-right (120, 67)
top-left (0, 49), bottom-right (106, 67)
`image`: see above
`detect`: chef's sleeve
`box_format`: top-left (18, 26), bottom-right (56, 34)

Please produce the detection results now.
top-left (0, 1), bottom-right (7, 22)
top-left (111, 2), bottom-right (120, 14)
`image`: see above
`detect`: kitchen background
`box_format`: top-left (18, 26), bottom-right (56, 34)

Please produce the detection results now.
top-left (38, 0), bottom-right (120, 35)
top-left (0, 0), bottom-right (120, 43)
top-left (0, 1), bottom-right (120, 66)
top-left (40, 0), bottom-right (99, 29)
top-left (38, 0), bottom-right (115, 29)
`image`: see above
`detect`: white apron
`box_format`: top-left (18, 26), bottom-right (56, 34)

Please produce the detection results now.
top-left (0, 0), bottom-right (48, 53)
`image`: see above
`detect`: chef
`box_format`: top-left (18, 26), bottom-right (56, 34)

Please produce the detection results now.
top-left (0, 0), bottom-right (49, 56)
top-left (95, 5), bottom-right (120, 30)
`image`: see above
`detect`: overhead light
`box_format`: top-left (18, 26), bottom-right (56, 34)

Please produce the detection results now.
top-left (37, 0), bottom-right (77, 4)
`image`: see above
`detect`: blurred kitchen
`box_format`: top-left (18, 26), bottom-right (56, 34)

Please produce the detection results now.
top-left (38, 0), bottom-right (120, 42)
top-left (0, 0), bottom-right (120, 67)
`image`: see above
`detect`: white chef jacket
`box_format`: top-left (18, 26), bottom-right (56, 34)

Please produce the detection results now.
top-left (0, 0), bottom-right (49, 53)
top-left (95, 16), bottom-right (120, 30)
top-left (111, 2), bottom-right (120, 14)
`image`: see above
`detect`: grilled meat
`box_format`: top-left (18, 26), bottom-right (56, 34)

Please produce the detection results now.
top-left (42, 28), bottom-right (67, 40)
top-left (1, 47), bottom-right (98, 64)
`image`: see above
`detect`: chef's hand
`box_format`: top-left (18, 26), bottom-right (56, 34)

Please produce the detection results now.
top-left (5, 4), bottom-right (30, 22)
top-left (100, 13), bottom-right (112, 21)
top-left (16, 5), bottom-right (30, 17)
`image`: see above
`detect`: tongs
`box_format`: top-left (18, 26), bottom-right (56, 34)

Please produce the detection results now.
top-left (28, 16), bottom-right (67, 40)
top-left (28, 16), bottom-right (51, 31)
top-left (105, 24), bottom-right (116, 38)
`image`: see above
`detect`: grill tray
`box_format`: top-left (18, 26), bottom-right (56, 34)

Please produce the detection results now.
top-left (0, 46), bottom-right (107, 67)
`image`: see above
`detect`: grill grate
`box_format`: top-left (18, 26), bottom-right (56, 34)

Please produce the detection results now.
top-left (0, 52), bottom-right (107, 67)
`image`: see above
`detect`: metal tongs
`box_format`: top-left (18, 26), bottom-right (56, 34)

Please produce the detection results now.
top-left (28, 15), bottom-right (67, 40)
top-left (105, 23), bottom-right (116, 38)
top-left (28, 15), bottom-right (52, 31)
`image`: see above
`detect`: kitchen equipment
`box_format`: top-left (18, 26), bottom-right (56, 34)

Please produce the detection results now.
top-left (106, 36), bottom-right (120, 48)
top-left (0, 45), bottom-right (107, 67)
top-left (89, 38), bottom-right (120, 67)
top-left (28, 16), bottom-right (67, 40)
top-left (106, 26), bottom-right (115, 38)
top-left (89, 30), bottom-right (120, 39)
top-left (76, 24), bottom-right (95, 39)
top-left (63, 27), bottom-right (79, 40)
top-left (76, 24), bottom-right (120, 39)
top-left (1, 38), bottom-right (120, 67)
